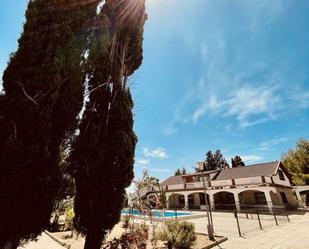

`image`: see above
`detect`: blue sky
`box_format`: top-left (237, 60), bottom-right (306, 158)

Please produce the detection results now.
top-left (1, 0), bottom-right (309, 184)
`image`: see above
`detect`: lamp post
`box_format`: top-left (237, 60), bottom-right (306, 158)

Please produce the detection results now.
top-left (202, 171), bottom-right (214, 241)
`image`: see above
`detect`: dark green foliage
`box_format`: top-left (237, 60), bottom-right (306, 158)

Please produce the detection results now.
top-left (213, 150), bottom-right (229, 169)
top-left (203, 151), bottom-right (215, 171)
top-left (0, 0), bottom-right (98, 247)
top-left (68, 1), bottom-right (146, 249)
top-left (202, 150), bottom-right (229, 171)
top-left (282, 138), bottom-right (309, 185)
top-left (175, 168), bottom-right (182, 176)
top-left (49, 149), bottom-right (75, 232)
top-left (231, 155), bottom-right (245, 168)
top-left (174, 167), bottom-right (187, 176)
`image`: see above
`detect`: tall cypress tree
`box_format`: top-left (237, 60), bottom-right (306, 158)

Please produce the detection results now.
top-left (69, 1), bottom-right (146, 248)
top-left (0, 1), bottom-right (98, 247)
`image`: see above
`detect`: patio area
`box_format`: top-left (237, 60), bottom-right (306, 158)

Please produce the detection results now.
top-left (189, 210), bottom-right (309, 249)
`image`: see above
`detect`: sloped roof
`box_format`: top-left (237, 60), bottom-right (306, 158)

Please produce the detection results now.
top-left (161, 170), bottom-right (220, 186)
top-left (180, 169), bottom-right (220, 177)
top-left (160, 161), bottom-right (291, 185)
top-left (214, 161), bottom-right (280, 180)
top-left (161, 175), bottom-right (183, 186)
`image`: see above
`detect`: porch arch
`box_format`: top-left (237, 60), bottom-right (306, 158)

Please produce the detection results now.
top-left (187, 192), bottom-right (210, 210)
top-left (299, 190), bottom-right (309, 207)
top-left (167, 193), bottom-right (185, 209)
top-left (213, 191), bottom-right (236, 210)
top-left (238, 189), bottom-right (268, 209)
top-left (293, 186), bottom-right (309, 207)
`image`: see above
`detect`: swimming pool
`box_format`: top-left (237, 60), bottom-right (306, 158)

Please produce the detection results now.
top-left (121, 209), bottom-right (191, 218)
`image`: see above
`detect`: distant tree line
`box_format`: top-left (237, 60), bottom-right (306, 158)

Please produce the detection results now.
top-left (195, 138), bottom-right (309, 185)
top-left (195, 150), bottom-right (245, 172)
top-left (231, 155), bottom-right (245, 168)
top-left (174, 167), bottom-right (187, 176)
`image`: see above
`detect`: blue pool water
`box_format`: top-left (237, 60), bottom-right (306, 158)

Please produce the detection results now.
top-left (121, 209), bottom-right (190, 218)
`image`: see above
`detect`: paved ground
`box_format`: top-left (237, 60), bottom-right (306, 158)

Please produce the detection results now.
top-left (189, 210), bottom-right (309, 249)
top-left (18, 210), bottom-right (309, 249)
top-left (18, 233), bottom-right (65, 249)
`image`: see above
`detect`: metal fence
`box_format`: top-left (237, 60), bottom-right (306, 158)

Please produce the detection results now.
top-left (208, 204), bottom-right (291, 237)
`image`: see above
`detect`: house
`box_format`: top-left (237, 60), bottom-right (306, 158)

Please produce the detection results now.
top-left (160, 161), bottom-right (298, 213)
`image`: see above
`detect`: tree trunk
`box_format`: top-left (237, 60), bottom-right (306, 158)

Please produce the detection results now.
top-left (4, 238), bottom-right (18, 249)
top-left (167, 241), bottom-right (172, 249)
top-left (83, 227), bottom-right (105, 249)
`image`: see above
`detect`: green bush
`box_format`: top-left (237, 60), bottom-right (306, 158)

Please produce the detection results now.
top-left (155, 221), bottom-right (196, 249)
top-left (65, 207), bottom-right (75, 232)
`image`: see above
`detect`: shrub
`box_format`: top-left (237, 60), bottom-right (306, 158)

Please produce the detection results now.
top-left (50, 197), bottom-right (73, 232)
top-left (65, 207), bottom-right (75, 232)
top-left (155, 221), bottom-right (196, 249)
top-left (103, 223), bottom-right (148, 249)
top-left (122, 215), bottom-right (130, 229)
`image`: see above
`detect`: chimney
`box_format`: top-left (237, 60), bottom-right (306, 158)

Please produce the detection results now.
top-left (196, 162), bottom-right (204, 171)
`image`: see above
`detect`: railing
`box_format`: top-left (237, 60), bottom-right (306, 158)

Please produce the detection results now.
top-left (234, 177), bottom-right (263, 185)
top-left (168, 204), bottom-right (186, 209)
top-left (165, 176), bottom-right (271, 191)
top-left (168, 184), bottom-right (185, 190)
top-left (211, 179), bottom-right (232, 187)
top-left (186, 182), bottom-right (204, 189)
top-left (188, 204), bottom-right (202, 209)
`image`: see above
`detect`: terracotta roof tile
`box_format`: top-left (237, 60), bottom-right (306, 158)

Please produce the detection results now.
top-left (161, 161), bottom-right (285, 185)
top-left (214, 161), bottom-right (280, 180)
top-left (161, 175), bottom-right (183, 186)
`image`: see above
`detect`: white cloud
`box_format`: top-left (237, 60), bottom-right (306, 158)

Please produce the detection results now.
top-left (239, 118), bottom-right (270, 128)
top-left (227, 85), bottom-right (279, 120)
top-left (143, 147), bottom-right (168, 159)
top-left (192, 84), bottom-right (281, 128)
top-left (161, 0), bottom-right (306, 134)
top-left (295, 91), bottom-right (309, 109)
top-left (241, 154), bottom-right (264, 164)
top-left (258, 137), bottom-right (288, 151)
top-left (135, 158), bottom-right (150, 165)
top-left (143, 166), bottom-right (172, 173)
top-left (162, 125), bottom-right (178, 136)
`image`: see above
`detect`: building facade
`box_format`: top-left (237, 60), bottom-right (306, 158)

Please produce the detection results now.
top-left (160, 161), bottom-right (298, 213)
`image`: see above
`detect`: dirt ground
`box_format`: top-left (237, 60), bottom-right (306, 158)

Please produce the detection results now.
top-left (51, 222), bottom-right (221, 249)
top-left (52, 222), bottom-right (125, 249)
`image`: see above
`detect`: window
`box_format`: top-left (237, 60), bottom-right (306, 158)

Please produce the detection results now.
top-left (278, 170), bottom-right (285, 181)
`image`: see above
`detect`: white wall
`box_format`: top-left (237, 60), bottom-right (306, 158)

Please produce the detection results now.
top-left (272, 169), bottom-right (291, 187)
top-left (265, 176), bottom-right (273, 184)
top-left (235, 176), bottom-right (263, 185)
top-left (168, 184), bottom-right (185, 190)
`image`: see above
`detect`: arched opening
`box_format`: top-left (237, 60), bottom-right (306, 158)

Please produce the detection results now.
top-left (188, 192), bottom-right (209, 210)
top-left (299, 190), bottom-right (309, 207)
top-left (168, 194), bottom-right (185, 209)
top-left (270, 191), bottom-right (281, 206)
top-left (214, 191), bottom-right (235, 210)
top-left (238, 190), bottom-right (267, 208)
